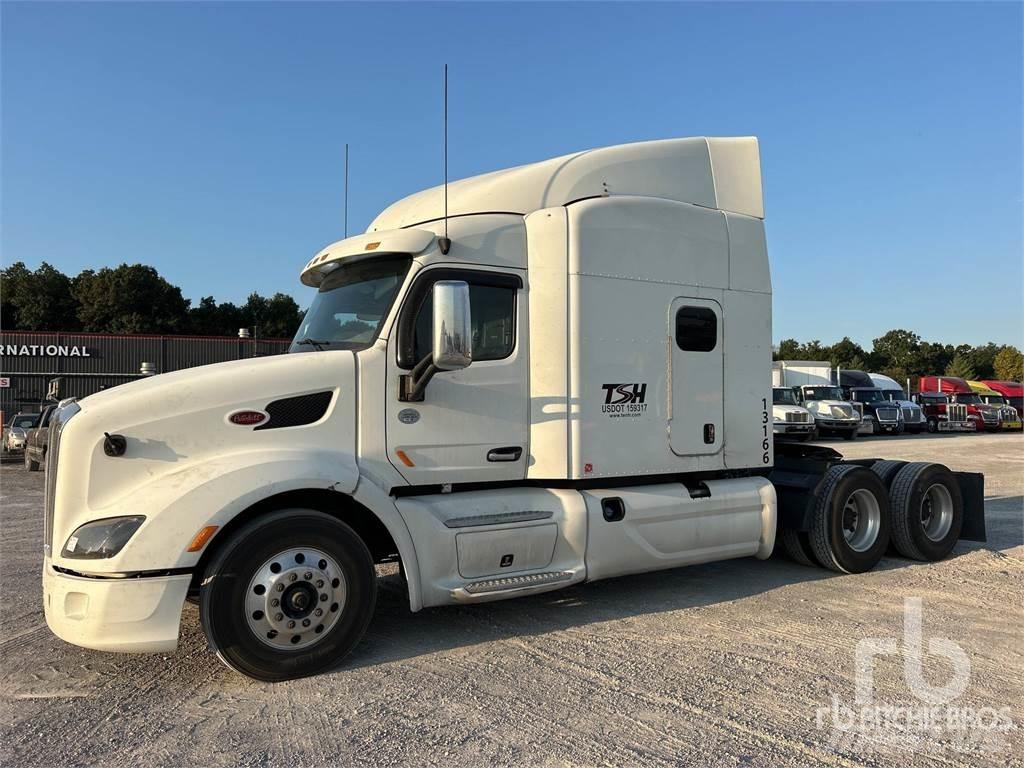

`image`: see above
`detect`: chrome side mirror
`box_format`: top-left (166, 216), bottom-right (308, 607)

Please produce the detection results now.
top-left (432, 280), bottom-right (472, 371)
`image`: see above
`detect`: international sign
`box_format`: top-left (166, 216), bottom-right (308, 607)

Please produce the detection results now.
top-left (0, 377), bottom-right (9, 388)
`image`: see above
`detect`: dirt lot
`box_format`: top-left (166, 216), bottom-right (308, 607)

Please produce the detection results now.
top-left (1, 433), bottom-right (1021, 767)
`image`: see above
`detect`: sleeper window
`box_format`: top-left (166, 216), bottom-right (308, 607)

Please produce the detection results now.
top-left (675, 306), bottom-right (717, 352)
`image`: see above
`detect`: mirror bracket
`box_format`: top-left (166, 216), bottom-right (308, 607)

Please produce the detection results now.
top-left (399, 353), bottom-right (438, 402)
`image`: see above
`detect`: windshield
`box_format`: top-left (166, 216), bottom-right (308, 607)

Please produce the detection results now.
top-left (882, 389), bottom-right (909, 401)
top-left (803, 386), bottom-right (844, 401)
top-left (11, 415), bottom-right (38, 429)
top-left (773, 388), bottom-right (798, 405)
top-left (852, 389), bottom-right (885, 404)
top-left (984, 395), bottom-right (1006, 405)
top-left (955, 393), bottom-right (982, 405)
top-left (290, 256), bottom-right (411, 352)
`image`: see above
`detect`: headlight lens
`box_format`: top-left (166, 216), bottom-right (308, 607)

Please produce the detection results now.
top-left (61, 516), bottom-right (145, 559)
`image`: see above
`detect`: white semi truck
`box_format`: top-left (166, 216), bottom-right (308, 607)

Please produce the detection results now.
top-left (41, 138), bottom-right (985, 681)
top-left (772, 361), bottom-right (862, 439)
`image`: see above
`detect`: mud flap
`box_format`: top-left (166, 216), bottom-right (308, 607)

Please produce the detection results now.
top-left (955, 471), bottom-right (986, 542)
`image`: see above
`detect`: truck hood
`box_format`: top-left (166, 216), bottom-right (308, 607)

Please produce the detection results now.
top-left (772, 405), bottom-right (812, 419)
top-left (61, 351), bottom-right (358, 514)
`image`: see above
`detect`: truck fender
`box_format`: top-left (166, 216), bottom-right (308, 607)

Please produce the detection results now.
top-left (65, 450), bottom-right (359, 574)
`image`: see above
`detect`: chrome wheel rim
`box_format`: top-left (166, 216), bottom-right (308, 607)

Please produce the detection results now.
top-left (920, 483), bottom-right (954, 542)
top-left (841, 489), bottom-right (881, 552)
top-left (245, 547), bottom-right (347, 651)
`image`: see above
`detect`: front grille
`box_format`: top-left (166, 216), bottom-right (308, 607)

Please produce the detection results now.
top-left (43, 402), bottom-right (80, 557)
top-left (876, 407), bottom-right (899, 423)
top-left (901, 406), bottom-right (922, 423)
top-left (785, 412), bottom-right (810, 423)
top-left (1001, 407), bottom-right (1017, 422)
top-left (980, 410), bottom-right (998, 423)
top-left (947, 404), bottom-right (967, 423)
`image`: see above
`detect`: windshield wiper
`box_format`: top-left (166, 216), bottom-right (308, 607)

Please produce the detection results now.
top-left (295, 338), bottom-right (329, 351)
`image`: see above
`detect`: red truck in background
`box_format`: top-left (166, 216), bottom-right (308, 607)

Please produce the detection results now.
top-left (981, 380), bottom-right (1023, 414)
top-left (919, 376), bottom-right (1001, 432)
top-left (913, 391), bottom-right (973, 433)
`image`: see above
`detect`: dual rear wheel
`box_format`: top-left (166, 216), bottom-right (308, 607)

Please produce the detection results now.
top-left (780, 461), bottom-right (963, 573)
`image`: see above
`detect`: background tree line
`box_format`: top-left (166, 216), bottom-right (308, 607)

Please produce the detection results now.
top-left (1, 261), bottom-right (304, 339)
top-left (776, 330), bottom-right (1023, 386)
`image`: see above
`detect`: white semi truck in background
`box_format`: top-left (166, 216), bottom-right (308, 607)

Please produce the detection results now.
top-left (41, 138), bottom-right (985, 681)
top-left (772, 361), bottom-right (862, 439)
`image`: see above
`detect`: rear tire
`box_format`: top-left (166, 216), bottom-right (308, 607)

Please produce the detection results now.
top-left (888, 463), bottom-right (963, 561)
top-left (871, 459), bottom-right (907, 489)
top-left (808, 465), bottom-right (890, 573)
top-left (200, 509), bottom-right (377, 682)
top-left (779, 528), bottom-right (819, 567)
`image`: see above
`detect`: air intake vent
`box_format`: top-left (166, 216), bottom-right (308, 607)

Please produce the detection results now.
top-left (255, 391), bottom-right (333, 431)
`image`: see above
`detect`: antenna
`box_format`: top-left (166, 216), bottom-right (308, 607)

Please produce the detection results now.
top-left (344, 143), bottom-right (349, 238)
top-left (438, 65), bottom-right (452, 255)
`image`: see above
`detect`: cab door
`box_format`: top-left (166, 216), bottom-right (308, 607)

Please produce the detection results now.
top-left (386, 266), bottom-right (528, 485)
top-left (669, 298), bottom-right (724, 456)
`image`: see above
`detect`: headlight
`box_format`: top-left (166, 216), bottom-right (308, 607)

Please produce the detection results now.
top-left (11, 428), bottom-right (25, 438)
top-left (61, 516), bottom-right (145, 559)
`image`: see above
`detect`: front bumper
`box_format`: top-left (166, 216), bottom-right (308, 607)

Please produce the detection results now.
top-left (815, 419), bottom-right (860, 431)
top-left (1000, 420), bottom-right (1023, 430)
top-left (43, 561), bottom-right (189, 653)
top-left (773, 422), bottom-right (815, 435)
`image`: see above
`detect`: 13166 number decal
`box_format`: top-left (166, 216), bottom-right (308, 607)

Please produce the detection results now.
top-left (760, 397), bottom-right (771, 464)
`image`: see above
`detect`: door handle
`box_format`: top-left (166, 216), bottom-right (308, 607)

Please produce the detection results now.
top-left (487, 446), bottom-right (522, 462)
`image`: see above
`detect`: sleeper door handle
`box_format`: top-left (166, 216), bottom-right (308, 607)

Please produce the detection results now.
top-left (487, 446), bottom-right (522, 462)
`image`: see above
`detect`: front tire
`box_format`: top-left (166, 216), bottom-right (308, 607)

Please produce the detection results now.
top-left (24, 451), bottom-right (40, 471)
top-left (808, 465), bottom-right (890, 573)
top-left (200, 509), bottom-right (377, 682)
top-left (842, 429), bottom-right (858, 441)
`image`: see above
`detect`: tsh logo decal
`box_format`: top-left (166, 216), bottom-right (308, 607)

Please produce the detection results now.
top-left (601, 383), bottom-right (648, 418)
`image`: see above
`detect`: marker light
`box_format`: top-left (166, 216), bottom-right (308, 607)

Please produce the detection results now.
top-left (187, 525), bottom-right (219, 553)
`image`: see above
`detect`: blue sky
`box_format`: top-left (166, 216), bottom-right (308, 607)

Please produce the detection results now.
top-left (2, 1), bottom-right (1021, 347)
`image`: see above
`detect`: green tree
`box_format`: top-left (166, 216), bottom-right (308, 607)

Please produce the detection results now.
top-left (993, 346), bottom-right (1023, 381)
top-left (0, 261), bottom-right (80, 330)
top-left (964, 343), bottom-right (1000, 380)
top-left (188, 296), bottom-right (247, 336)
top-left (944, 354), bottom-right (977, 380)
top-left (871, 329), bottom-right (921, 372)
top-left (827, 337), bottom-right (868, 370)
top-left (74, 264), bottom-right (190, 333)
top-left (243, 292), bottom-right (303, 339)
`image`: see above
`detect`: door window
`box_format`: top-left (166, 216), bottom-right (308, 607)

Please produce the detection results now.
top-left (397, 270), bottom-right (520, 367)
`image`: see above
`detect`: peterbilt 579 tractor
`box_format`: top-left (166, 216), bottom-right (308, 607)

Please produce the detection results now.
top-left (40, 138), bottom-right (985, 681)
top-left (969, 381), bottom-right (1023, 430)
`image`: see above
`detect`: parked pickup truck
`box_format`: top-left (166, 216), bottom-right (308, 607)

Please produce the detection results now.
top-left (24, 404), bottom-right (55, 471)
top-left (40, 136), bottom-right (984, 681)
top-left (920, 376), bottom-right (1000, 432)
top-left (968, 381), bottom-right (1022, 430)
top-left (771, 387), bottom-right (816, 441)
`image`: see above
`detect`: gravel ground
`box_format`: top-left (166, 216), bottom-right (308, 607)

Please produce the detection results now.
top-left (1, 433), bottom-right (1021, 767)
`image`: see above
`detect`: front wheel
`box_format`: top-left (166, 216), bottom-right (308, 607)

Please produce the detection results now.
top-left (842, 429), bottom-right (858, 441)
top-left (200, 509), bottom-right (377, 682)
top-left (927, 419), bottom-right (938, 434)
top-left (24, 451), bottom-right (40, 471)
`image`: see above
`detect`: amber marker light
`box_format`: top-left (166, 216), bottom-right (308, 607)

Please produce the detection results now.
top-left (365, 241), bottom-right (381, 251)
top-left (395, 450), bottom-right (415, 467)
top-left (187, 525), bottom-right (219, 552)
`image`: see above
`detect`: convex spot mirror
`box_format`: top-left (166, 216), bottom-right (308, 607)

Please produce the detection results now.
top-left (432, 280), bottom-right (472, 371)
